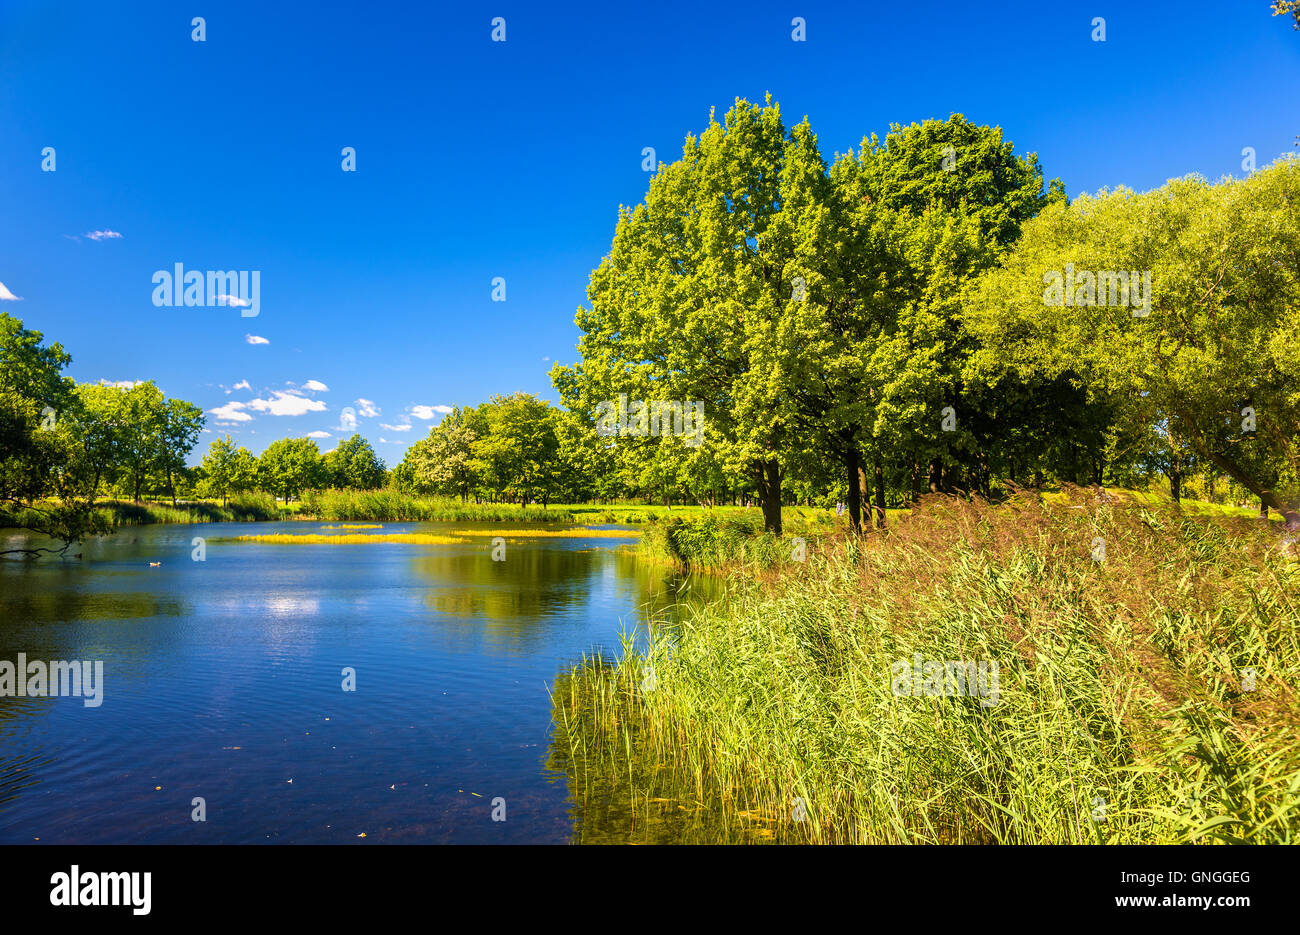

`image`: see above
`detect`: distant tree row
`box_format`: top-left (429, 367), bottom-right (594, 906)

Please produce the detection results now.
top-left (1, 315), bottom-right (393, 550)
top-left (199, 433), bottom-right (386, 503)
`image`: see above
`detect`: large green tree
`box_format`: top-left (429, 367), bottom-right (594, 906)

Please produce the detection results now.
top-left (404, 408), bottom-right (479, 500)
top-left (555, 96), bottom-right (837, 532)
top-left (820, 115), bottom-right (1067, 529)
top-left (258, 437), bottom-right (324, 501)
top-left (969, 159), bottom-right (1300, 528)
top-left (470, 393), bottom-right (559, 507)
top-left (199, 434), bottom-right (244, 505)
top-left (0, 313), bottom-right (109, 555)
top-left (159, 397), bottom-right (205, 505)
top-left (323, 434), bottom-right (387, 489)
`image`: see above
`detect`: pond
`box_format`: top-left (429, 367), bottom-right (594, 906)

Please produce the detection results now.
top-left (0, 521), bottom-right (715, 844)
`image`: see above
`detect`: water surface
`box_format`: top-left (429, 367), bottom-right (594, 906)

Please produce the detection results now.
top-left (0, 521), bottom-right (712, 844)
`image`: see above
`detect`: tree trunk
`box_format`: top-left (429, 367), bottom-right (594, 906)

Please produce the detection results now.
top-left (845, 446), bottom-right (862, 534)
top-left (928, 458), bottom-right (944, 495)
top-left (1202, 448), bottom-right (1300, 530)
top-left (1169, 469), bottom-right (1181, 504)
top-left (873, 461), bottom-right (886, 528)
top-left (756, 459), bottom-right (782, 535)
top-left (946, 462), bottom-right (965, 496)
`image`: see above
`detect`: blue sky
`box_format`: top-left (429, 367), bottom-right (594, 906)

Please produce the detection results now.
top-left (2, 0), bottom-right (1297, 463)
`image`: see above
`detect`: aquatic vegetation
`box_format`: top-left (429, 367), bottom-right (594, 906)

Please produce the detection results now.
top-left (445, 528), bottom-right (639, 539)
top-left (229, 527), bottom-right (636, 546)
top-left (554, 487), bottom-right (1300, 844)
top-left (229, 533), bottom-right (468, 545)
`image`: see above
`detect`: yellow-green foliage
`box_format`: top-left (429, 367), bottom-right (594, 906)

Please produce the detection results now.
top-left (228, 527), bottom-right (637, 545)
top-left (447, 527), bottom-right (639, 539)
top-left (230, 533), bottom-right (468, 545)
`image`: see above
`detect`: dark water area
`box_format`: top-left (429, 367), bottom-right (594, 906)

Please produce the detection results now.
top-left (0, 522), bottom-right (715, 844)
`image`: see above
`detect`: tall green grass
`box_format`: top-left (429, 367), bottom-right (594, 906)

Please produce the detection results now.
top-left (552, 486), bottom-right (1300, 843)
top-left (298, 489), bottom-right (576, 522)
top-left (1, 493), bottom-right (280, 530)
top-left (637, 511), bottom-right (831, 572)
top-left (105, 492), bottom-right (280, 524)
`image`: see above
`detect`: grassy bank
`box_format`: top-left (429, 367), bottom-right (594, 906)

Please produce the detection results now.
top-left (634, 508), bottom-right (915, 573)
top-left (551, 487), bottom-right (1300, 844)
top-left (297, 489), bottom-right (577, 523)
top-left (4, 487), bottom-right (1277, 536)
top-left (636, 513), bottom-right (815, 573)
top-left (0, 493), bottom-right (280, 530)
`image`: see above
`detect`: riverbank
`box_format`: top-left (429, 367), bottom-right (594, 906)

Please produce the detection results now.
top-left (1, 487), bottom-right (1279, 543)
top-left (552, 487), bottom-right (1300, 844)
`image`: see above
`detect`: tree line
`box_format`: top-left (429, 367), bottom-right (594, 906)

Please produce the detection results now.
top-left (547, 99), bottom-right (1300, 533)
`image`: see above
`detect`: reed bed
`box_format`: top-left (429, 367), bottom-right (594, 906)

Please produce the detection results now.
top-left (637, 513), bottom-right (824, 572)
top-left (552, 486), bottom-right (1300, 844)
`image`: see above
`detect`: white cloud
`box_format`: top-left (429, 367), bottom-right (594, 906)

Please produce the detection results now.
top-left (379, 423), bottom-right (413, 432)
top-left (354, 398), bottom-right (380, 418)
top-left (84, 230), bottom-right (123, 241)
top-left (247, 391), bottom-right (327, 417)
top-left (306, 430), bottom-right (331, 439)
top-left (225, 379), bottom-right (252, 395)
top-left (409, 404), bottom-right (452, 420)
top-left (302, 380), bottom-right (329, 392)
top-left (245, 334), bottom-right (270, 345)
top-left (0, 281), bottom-right (21, 301)
top-left (208, 402), bottom-right (254, 422)
top-left (217, 294), bottom-right (251, 308)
